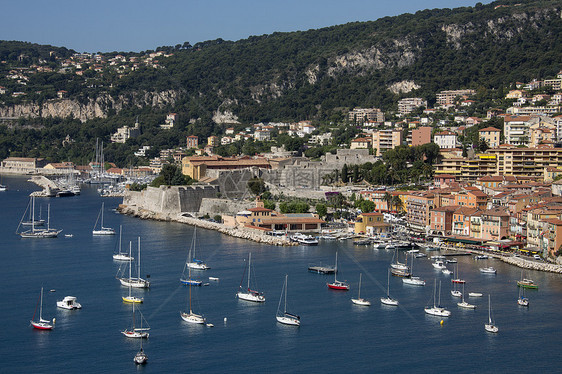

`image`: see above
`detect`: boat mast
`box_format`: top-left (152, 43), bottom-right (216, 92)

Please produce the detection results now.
top-left (47, 204), bottom-right (51, 231)
top-left (386, 269), bottom-right (390, 298)
top-left (284, 275), bottom-right (288, 314)
top-left (101, 202), bottom-right (104, 228)
top-left (31, 197), bottom-right (36, 233)
top-left (138, 237), bottom-right (141, 281)
top-left (39, 287), bottom-right (43, 321)
top-left (334, 251), bottom-right (338, 282)
top-left (247, 253), bottom-right (251, 290)
top-left (438, 281), bottom-right (442, 307)
top-left (128, 241), bottom-right (133, 296)
top-left (119, 225), bottom-right (122, 254)
top-left (433, 279), bottom-right (437, 308)
top-left (488, 294), bottom-right (492, 324)
top-left (358, 273), bottom-right (362, 299)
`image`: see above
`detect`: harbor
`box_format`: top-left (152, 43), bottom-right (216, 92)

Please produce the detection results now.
top-left (3, 176), bottom-right (562, 373)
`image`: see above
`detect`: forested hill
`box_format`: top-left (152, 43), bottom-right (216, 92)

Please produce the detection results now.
top-left (155, 0), bottom-right (561, 122)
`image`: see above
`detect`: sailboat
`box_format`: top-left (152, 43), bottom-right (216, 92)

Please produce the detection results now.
top-left (402, 253), bottom-right (426, 286)
top-left (180, 270), bottom-right (206, 324)
top-left (327, 251), bottom-right (350, 290)
top-left (380, 269), bottom-right (398, 306)
top-left (117, 237), bottom-right (150, 289)
top-left (186, 227), bottom-right (209, 270)
top-left (92, 202), bottom-right (115, 235)
top-left (134, 337), bottom-right (148, 365)
top-left (30, 287), bottom-right (55, 330)
top-left (276, 275), bottom-right (300, 325)
top-left (451, 280), bottom-right (462, 298)
top-left (517, 270), bottom-right (538, 289)
top-left (518, 286), bottom-right (529, 306)
top-left (351, 273), bottom-right (371, 306)
top-left (0, 174), bottom-right (6, 191)
top-left (18, 200), bottom-right (61, 238)
top-left (122, 242), bottom-right (143, 303)
top-left (451, 263), bottom-right (465, 284)
top-left (113, 225), bottom-right (134, 261)
top-left (20, 198), bottom-right (45, 226)
top-left (484, 294), bottom-right (499, 333)
top-left (457, 283), bottom-right (476, 309)
top-left (236, 253), bottom-right (265, 302)
top-left (424, 280), bottom-right (451, 317)
top-left (121, 302), bottom-right (150, 338)
top-left (180, 249), bottom-right (202, 286)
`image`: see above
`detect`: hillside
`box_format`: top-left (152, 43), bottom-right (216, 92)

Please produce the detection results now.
top-left (0, 0), bottom-right (560, 164)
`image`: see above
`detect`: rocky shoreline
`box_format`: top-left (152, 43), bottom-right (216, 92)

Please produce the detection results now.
top-left (118, 204), bottom-right (297, 246)
top-left (441, 246), bottom-right (562, 274)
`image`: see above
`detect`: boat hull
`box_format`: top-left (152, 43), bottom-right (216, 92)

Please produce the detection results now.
top-left (327, 282), bottom-right (350, 290)
top-left (276, 315), bottom-right (300, 325)
top-left (121, 330), bottom-right (149, 339)
top-left (308, 266), bottom-right (335, 274)
top-left (119, 278), bottom-right (150, 289)
top-left (517, 297), bottom-right (529, 306)
top-left (181, 312), bottom-right (206, 324)
top-left (424, 307), bottom-right (451, 317)
top-left (402, 277), bottom-right (426, 286)
top-left (485, 324), bottom-right (498, 333)
top-left (187, 262), bottom-right (209, 270)
top-left (457, 301), bottom-right (476, 309)
top-left (180, 278), bottom-right (202, 286)
top-left (237, 291), bottom-right (265, 302)
top-left (351, 298), bottom-right (371, 306)
top-left (93, 228), bottom-right (115, 235)
top-left (380, 297), bottom-right (399, 306)
top-left (517, 281), bottom-right (538, 289)
top-left (134, 351), bottom-right (148, 365)
top-left (122, 296), bottom-right (143, 303)
top-left (30, 321), bottom-right (53, 330)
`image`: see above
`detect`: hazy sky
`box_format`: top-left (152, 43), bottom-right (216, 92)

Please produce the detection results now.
top-left (1, 0), bottom-right (492, 53)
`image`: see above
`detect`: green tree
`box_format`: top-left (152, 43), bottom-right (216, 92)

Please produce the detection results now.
top-left (150, 164), bottom-right (192, 187)
top-left (358, 199), bottom-right (375, 213)
top-left (247, 177), bottom-right (267, 196)
top-left (315, 203), bottom-right (328, 218)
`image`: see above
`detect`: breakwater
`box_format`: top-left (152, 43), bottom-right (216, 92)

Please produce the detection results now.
top-left (118, 203), bottom-right (296, 246)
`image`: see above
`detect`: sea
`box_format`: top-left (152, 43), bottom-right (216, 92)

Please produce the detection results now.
top-left (1, 175), bottom-right (561, 373)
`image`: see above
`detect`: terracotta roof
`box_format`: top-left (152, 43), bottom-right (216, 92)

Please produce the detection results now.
top-left (544, 218), bottom-right (562, 226)
top-left (478, 127), bottom-right (501, 132)
top-left (433, 205), bottom-right (459, 212)
top-left (248, 207), bottom-right (273, 212)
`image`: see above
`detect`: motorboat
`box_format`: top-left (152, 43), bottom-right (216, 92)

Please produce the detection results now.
top-left (442, 269), bottom-right (452, 275)
top-left (402, 276), bottom-right (426, 286)
top-left (56, 296), bottom-right (82, 310)
top-left (291, 232), bottom-right (319, 246)
top-left (450, 290), bottom-right (462, 297)
top-left (432, 261), bottom-right (446, 269)
top-left (469, 292), bottom-right (483, 297)
top-left (479, 267), bottom-right (497, 274)
top-left (474, 255), bottom-right (489, 260)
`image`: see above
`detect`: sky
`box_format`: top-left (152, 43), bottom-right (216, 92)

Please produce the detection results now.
top-left (1, 0), bottom-right (492, 53)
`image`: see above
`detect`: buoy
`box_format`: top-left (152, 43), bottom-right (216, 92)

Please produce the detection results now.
top-left (440, 320), bottom-right (444, 325)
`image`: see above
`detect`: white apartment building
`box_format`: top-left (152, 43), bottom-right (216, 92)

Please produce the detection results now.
top-left (503, 115), bottom-right (539, 146)
top-left (433, 131), bottom-right (459, 149)
top-left (372, 129), bottom-right (402, 155)
top-left (397, 97), bottom-right (427, 116)
top-left (111, 119), bottom-right (141, 143)
top-left (348, 108), bottom-right (385, 124)
top-left (436, 89), bottom-right (475, 107)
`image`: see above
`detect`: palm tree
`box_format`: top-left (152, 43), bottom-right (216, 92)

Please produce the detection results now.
top-left (392, 195), bottom-right (403, 213)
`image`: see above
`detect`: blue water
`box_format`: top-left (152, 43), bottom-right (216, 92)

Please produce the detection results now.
top-left (1, 175), bottom-right (561, 373)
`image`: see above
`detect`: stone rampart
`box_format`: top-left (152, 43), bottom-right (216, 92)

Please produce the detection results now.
top-left (198, 198), bottom-right (254, 216)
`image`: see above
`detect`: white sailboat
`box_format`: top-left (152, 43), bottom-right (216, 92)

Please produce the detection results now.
top-left (276, 274), bottom-right (300, 325)
top-left (113, 226), bottom-right (134, 261)
top-left (424, 280), bottom-right (451, 317)
top-left (121, 302), bottom-right (150, 338)
top-left (134, 337), bottom-right (148, 365)
top-left (186, 227), bottom-right (209, 270)
top-left (31, 287), bottom-right (55, 330)
top-left (122, 242), bottom-right (143, 303)
top-left (236, 253), bottom-right (265, 302)
top-left (484, 294), bottom-right (498, 333)
top-left (352, 273), bottom-right (371, 306)
top-left (118, 237), bottom-right (150, 289)
top-left (93, 202), bottom-right (115, 235)
top-left (380, 269), bottom-right (399, 306)
top-left (517, 286), bottom-right (529, 306)
top-left (20, 198), bottom-right (45, 226)
top-left (457, 283), bottom-right (476, 309)
top-left (180, 269), bottom-right (206, 324)
top-left (18, 200), bottom-right (61, 238)
top-left (403, 253), bottom-right (426, 286)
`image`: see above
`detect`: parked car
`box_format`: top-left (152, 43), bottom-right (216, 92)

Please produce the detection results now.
top-left (533, 254), bottom-right (542, 261)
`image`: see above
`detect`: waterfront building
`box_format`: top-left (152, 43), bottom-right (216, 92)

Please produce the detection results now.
top-left (545, 218), bottom-right (562, 257)
top-left (453, 206), bottom-right (479, 236)
top-left (235, 201), bottom-right (324, 233)
top-left (1, 157), bottom-right (47, 172)
top-left (181, 156), bottom-right (271, 180)
top-left (480, 207), bottom-right (510, 241)
top-left (405, 192), bottom-right (435, 233)
top-left (354, 212), bottom-right (389, 235)
top-left (454, 189), bottom-right (488, 209)
top-left (431, 205), bottom-right (457, 235)
top-left (488, 144), bottom-right (562, 180)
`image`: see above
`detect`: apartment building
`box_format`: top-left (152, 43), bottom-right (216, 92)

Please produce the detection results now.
top-left (187, 135), bottom-right (199, 149)
top-left (503, 115), bottom-right (539, 146)
top-left (397, 97), bottom-right (427, 116)
top-left (372, 129), bottom-right (402, 156)
top-left (436, 89), bottom-right (475, 107)
top-left (489, 144), bottom-right (562, 179)
top-left (410, 126), bottom-right (432, 147)
top-left (348, 108), bottom-right (385, 124)
top-left (405, 192), bottom-right (434, 232)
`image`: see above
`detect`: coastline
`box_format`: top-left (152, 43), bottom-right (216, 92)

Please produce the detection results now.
top-left (440, 246), bottom-right (562, 274)
top-left (118, 203), bottom-right (298, 246)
